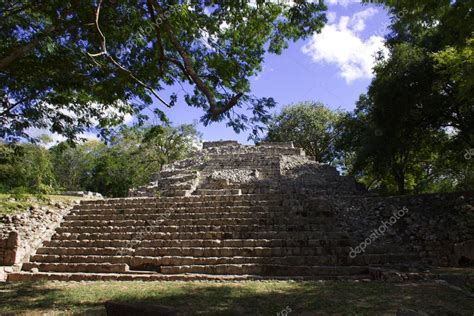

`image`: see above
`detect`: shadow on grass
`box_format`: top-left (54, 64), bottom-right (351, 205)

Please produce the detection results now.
top-left (1, 281), bottom-right (473, 315)
top-left (0, 281), bottom-right (59, 310)
top-left (0, 281), bottom-right (103, 315)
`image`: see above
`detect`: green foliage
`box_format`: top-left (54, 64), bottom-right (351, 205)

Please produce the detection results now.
top-left (264, 102), bottom-right (343, 164)
top-left (50, 140), bottom-right (107, 192)
top-left (363, 0), bottom-right (473, 147)
top-left (0, 194), bottom-right (79, 216)
top-left (0, 143), bottom-right (56, 193)
top-left (0, 1), bottom-right (327, 141)
top-left (0, 124), bottom-right (198, 197)
top-left (50, 124), bottom-right (200, 197)
top-left (432, 37), bottom-right (474, 100)
top-left (8, 186), bottom-right (29, 201)
top-left (337, 98), bottom-right (467, 194)
top-left (338, 0), bottom-right (474, 194)
top-left (262, 94), bottom-right (471, 194)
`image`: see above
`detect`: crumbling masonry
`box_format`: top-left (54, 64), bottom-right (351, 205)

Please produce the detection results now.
top-left (3, 141), bottom-right (473, 281)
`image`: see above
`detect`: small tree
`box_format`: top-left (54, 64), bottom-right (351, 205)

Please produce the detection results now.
top-left (264, 102), bottom-right (344, 164)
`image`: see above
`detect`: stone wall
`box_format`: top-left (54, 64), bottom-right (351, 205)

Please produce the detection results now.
top-left (331, 192), bottom-right (474, 267)
top-left (0, 205), bottom-right (72, 267)
top-left (0, 239), bottom-right (5, 265)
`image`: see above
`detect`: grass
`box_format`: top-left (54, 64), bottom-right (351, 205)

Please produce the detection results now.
top-left (0, 194), bottom-right (82, 216)
top-left (0, 280), bottom-right (472, 315)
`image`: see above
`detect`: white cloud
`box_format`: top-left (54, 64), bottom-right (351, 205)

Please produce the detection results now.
top-left (301, 8), bottom-right (387, 83)
top-left (25, 128), bottom-right (100, 148)
top-left (252, 65), bottom-right (274, 81)
top-left (326, 12), bottom-right (337, 24)
top-left (327, 0), bottom-right (361, 7)
top-left (250, 0), bottom-right (321, 7)
top-left (23, 101), bottom-right (133, 147)
top-left (350, 7), bottom-right (378, 32)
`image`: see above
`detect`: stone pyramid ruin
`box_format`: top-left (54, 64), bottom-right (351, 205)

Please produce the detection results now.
top-left (4, 141), bottom-right (473, 281)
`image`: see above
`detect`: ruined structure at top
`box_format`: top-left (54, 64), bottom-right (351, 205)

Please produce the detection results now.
top-left (3, 141), bottom-right (473, 281)
top-left (129, 140), bottom-right (361, 198)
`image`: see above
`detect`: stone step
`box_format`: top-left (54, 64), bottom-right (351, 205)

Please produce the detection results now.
top-left (55, 224), bottom-right (335, 234)
top-left (52, 231), bottom-right (349, 241)
top-left (22, 261), bottom-right (368, 277)
top-left (63, 210), bottom-right (334, 221)
top-left (29, 253), bottom-right (418, 268)
top-left (60, 217), bottom-right (334, 227)
top-left (7, 272), bottom-right (364, 282)
top-left (159, 174), bottom-right (198, 183)
top-left (159, 169), bottom-right (199, 178)
top-left (203, 156), bottom-right (282, 163)
top-left (73, 201), bottom-right (284, 211)
top-left (78, 194), bottom-right (281, 205)
top-left (29, 254), bottom-right (341, 266)
top-left (69, 206), bottom-right (302, 216)
top-left (202, 162), bottom-right (281, 169)
top-left (161, 189), bottom-right (192, 197)
top-left (193, 189), bottom-right (242, 196)
top-left (134, 246), bottom-right (350, 257)
top-left (160, 264), bottom-right (367, 276)
top-left (167, 183), bottom-right (195, 190)
top-left (22, 262), bottom-right (129, 273)
top-left (258, 141), bottom-right (294, 148)
top-left (35, 246), bottom-right (351, 257)
top-left (43, 238), bottom-right (350, 248)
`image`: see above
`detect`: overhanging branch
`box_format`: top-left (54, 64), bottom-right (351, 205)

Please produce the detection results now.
top-left (151, 1), bottom-right (243, 118)
top-left (87, 0), bottom-right (170, 108)
top-left (0, 25), bottom-right (56, 71)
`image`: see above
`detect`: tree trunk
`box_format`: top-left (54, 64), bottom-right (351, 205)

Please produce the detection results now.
top-left (396, 172), bottom-right (405, 195)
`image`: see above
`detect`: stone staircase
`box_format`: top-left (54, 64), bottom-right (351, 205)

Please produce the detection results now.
top-left (7, 141), bottom-right (419, 281)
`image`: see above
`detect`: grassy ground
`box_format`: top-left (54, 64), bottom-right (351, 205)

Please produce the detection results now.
top-left (0, 194), bottom-right (81, 216)
top-left (0, 280), bottom-right (472, 315)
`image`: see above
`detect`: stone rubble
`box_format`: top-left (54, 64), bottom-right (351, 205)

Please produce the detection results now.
top-left (0, 200), bottom-right (76, 281)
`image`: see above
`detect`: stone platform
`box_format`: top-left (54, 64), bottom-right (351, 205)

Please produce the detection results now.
top-left (5, 141), bottom-right (473, 281)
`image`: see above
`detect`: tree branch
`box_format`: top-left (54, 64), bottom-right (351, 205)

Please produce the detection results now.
top-left (153, 1), bottom-right (243, 118)
top-left (0, 25), bottom-right (56, 71)
top-left (145, 0), bottom-right (165, 75)
top-left (0, 95), bottom-right (17, 118)
top-left (165, 56), bottom-right (193, 82)
top-left (88, 0), bottom-right (170, 107)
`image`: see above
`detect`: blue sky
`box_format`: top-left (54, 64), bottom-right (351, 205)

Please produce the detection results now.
top-left (154, 0), bottom-right (390, 144)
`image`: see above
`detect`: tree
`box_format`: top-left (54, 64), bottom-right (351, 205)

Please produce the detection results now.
top-left (137, 124), bottom-right (200, 173)
top-left (342, 0), bottom-right (474, 194)
top-left (364, 0), bottom-right (474, 147)
top-left (49, 123), bottom-right (200, 196)
top-left (263, 102), bottom-right (343, 164)
top-left (337, 45), bottom-right (471, 194)
top-left (431, 37), bottom-right (474, 147)
top-left (0, 142), bottom-right (56, 193)
top-left (0, 0), bottom-right (327, 141)
top-left (50, 140), bottom-right (106, 191)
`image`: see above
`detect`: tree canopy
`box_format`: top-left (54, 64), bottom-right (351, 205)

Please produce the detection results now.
top-left (263, 102), bottom-right (343, 164)
top-left (0, 0), bottom-right (327, 141)
top-left (352, 0), bottom-right (474, 193)
top-left (1, 123), bottom-right (200, 196)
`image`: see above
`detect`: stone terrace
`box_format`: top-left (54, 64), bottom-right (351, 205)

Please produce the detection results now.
top-left (5, 141), bottom-right (473, 281)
